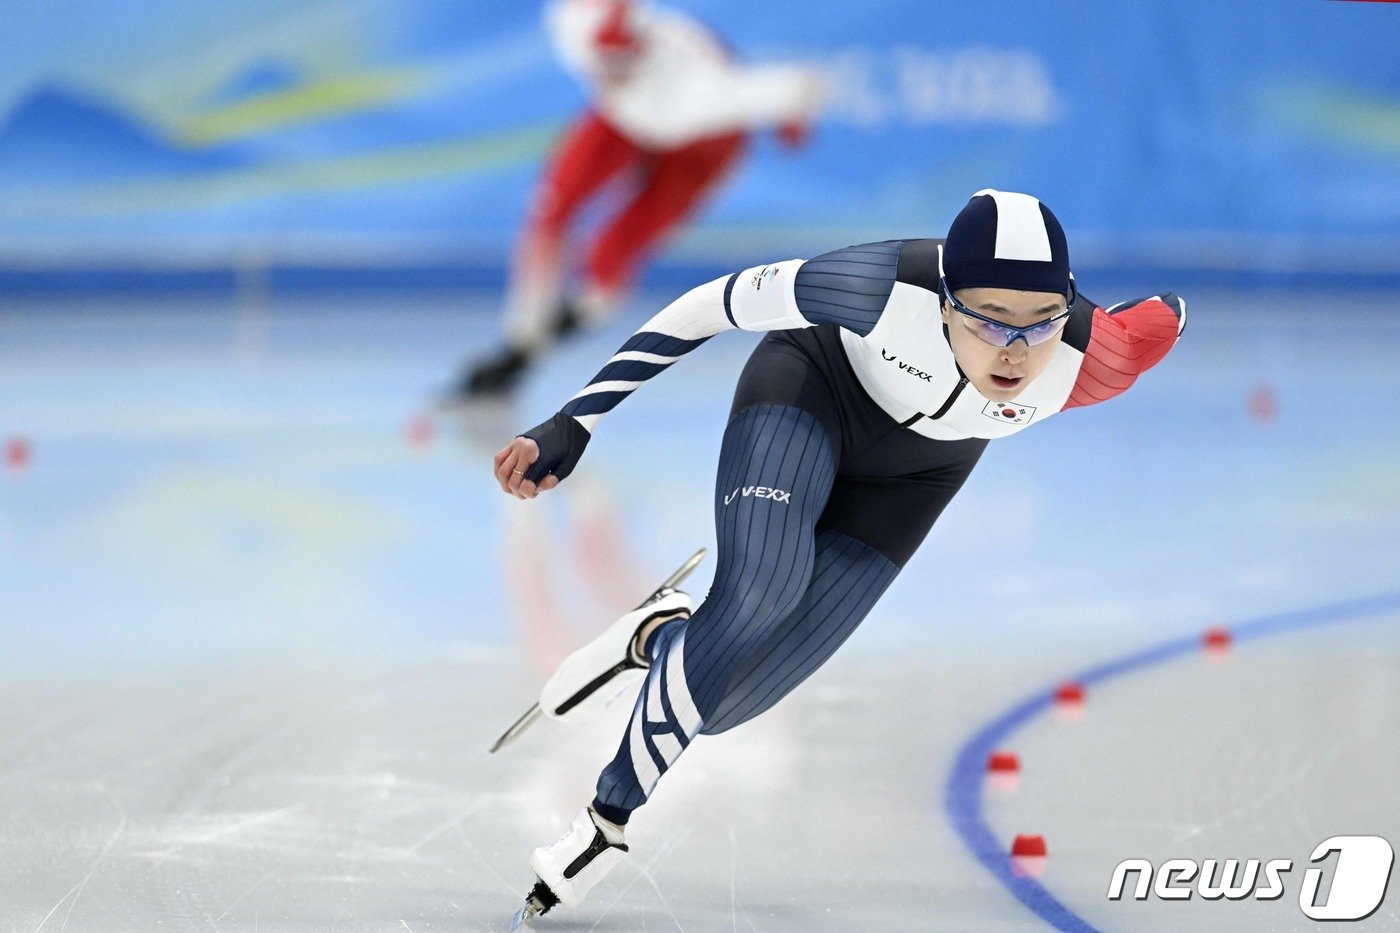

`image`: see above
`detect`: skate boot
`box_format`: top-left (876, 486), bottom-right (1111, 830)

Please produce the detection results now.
top-left (489, 548), bottom-right (705, 753)
top-left (551, 300), bottom-right (583, 340)
top-left (510, 807), bottom-right (628, 929)
top-left (451, 345), bottom-right (532, 400)
top-left (538, 586), bottom-right (692, 722)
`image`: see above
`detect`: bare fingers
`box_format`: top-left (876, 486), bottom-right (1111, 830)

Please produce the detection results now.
top-left (493, 436), bottom-right (556, 499)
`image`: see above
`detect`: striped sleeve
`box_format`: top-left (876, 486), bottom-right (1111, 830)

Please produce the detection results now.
top-left (556, 243), bottom-right (903, 435)
top-left (790, 240), bottom-right (901, 336)
top-left (1064, 293), bottom-right (1186, 409)
top-left (559, 274), bottom-right (735, 432)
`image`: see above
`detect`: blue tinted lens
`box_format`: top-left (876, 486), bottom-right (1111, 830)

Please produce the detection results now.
top-left (944, 277), bottom-right (1071, 348)
top-left (970, 319), bottom-right (1016, 343)
top-left (964, 313), bottom-right (1065, 347)
top-left (1022, 320), bottom-right (1060, 346)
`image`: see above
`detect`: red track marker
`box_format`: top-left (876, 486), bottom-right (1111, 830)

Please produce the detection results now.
top-left (1054, 681), bottom-right (1085, 705)
top-left (1248, 384), bottom-right (1279, 424)
top-left (5, 437), bottom-right (31, 473)
top-left (1203, 626), bottom-right (1232, 653)
top-left (405, 414), bottom-right (436, 449)
top-left (1012, 834), bottom-right (1047, 857)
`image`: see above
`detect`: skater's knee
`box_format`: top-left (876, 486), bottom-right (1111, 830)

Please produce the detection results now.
top-left (583, 242), bottom-right (634, 295)
top-left (725, 584), bottom-right (801, 631)
top-left (692, 652), bottom-right (796, 736)
top-left (681, 568), bottom-right (811, 708)
top-left (704, 556), bottom-right (811, 633)
top-left (696, 707), bottom-right (748, 736)
top-left (529, 183), bottom-right (583, 236)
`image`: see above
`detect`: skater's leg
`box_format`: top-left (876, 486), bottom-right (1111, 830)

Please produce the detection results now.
top-left (503, 113), bottom-right (638, 351)
top-left (699, 528), bottom-right (897, 734)
top-left (463, 114), bottom-right (638, 395)
top-left (701, 447), bottom-right (988, 732)
top-left (592, 402), bottom-right (837, 823)
top-left (594, 439), bottom-right (989, 819)
top-left (575, 131), bottom-right (746, 327)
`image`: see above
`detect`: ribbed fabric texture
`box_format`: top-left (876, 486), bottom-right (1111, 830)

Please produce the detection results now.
top-left (1065, 295), bottom-right (1183, 409)
top-left (685, 405), bottom-right (837, 715)
top-left (700, 529), bottom-right (898, 734)
top-left (593, 406), bottom-right (898, 821)
top-left (792, 241), bottom-right (901, 336)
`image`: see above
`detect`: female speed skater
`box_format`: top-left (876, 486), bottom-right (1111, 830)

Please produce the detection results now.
top-left (490, 189), bottom-right (1186, 925)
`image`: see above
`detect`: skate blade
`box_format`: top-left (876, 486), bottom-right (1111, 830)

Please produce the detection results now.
top-left (646, 547), bottom-right (706, 605)
top-left (489, 704), bottom-right (542, 754)
top-left (509, 897), bottom-right (543, 929)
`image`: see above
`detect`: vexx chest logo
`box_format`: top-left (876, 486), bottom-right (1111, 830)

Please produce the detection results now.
top-left (880, 348), bottom-right (934, 382)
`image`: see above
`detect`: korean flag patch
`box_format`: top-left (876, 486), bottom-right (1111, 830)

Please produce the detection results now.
top-left (982, 400), bottom-right (1036, 424)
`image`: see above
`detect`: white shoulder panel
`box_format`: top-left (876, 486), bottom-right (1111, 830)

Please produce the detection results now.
top-left (839, 281), bottom-right (961, 421)
top-left (728, 259), bottom-right (810, 332)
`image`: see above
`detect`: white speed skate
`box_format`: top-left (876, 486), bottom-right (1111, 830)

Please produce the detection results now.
top-left (510, 807), bottom-right (629, 929)
top-left (489, 548), bottom-right (704, 752)
top-left (538, 586), bottom-right (692, 722)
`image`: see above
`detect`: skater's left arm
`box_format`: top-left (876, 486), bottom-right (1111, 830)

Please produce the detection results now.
top-left (1063, 293), bottom-right (1187, 408)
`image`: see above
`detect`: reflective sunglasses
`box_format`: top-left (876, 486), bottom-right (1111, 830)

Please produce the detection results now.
top-left (940, 277), bottom-right (1076, 348)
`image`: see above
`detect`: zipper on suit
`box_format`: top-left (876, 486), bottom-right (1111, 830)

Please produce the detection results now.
top-left (928, 374), bottom-right (969, 420)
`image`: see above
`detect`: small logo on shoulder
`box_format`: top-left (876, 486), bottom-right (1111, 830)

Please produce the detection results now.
top-left (751, 265), bottom-right (780, 291)
top-left (983, 400), bottom-right (1036, 424)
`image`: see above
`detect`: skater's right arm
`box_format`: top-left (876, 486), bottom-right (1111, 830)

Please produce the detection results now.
top-left (497, 243), bottom-right (903, 498)
top-left (497, 274), bottom-right (733, 497)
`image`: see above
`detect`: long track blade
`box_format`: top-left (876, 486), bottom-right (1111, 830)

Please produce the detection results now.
top-left (653, 547), bottom-right (706, 597)
top-left (489, 704), bottom-right (542, 754)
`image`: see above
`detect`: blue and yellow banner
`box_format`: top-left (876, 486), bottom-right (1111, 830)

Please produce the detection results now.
top-left (0, 0), bottom-right (1396, 277)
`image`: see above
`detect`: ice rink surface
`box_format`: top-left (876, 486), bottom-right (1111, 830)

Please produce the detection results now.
top-left (1, 284), bottom-right (1397, 931)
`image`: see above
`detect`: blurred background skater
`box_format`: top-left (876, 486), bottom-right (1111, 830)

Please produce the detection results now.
top-left (494, 190), bottom-right (1187, 924)
top-left (451, 0), bottom-right (826, 398)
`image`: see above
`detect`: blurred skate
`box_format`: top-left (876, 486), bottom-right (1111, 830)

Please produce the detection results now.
top-left (446, 345), bottom-right (532, 402)
top-left (444, 302), bottom-right (588, 405)
top-left (489, 547), bottom-right (705, 753)
top-left (551, 299), bottom-right (584, 340)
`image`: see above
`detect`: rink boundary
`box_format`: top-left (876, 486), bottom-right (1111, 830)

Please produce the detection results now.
top-left (943, 590), bottom-right (1400, 933)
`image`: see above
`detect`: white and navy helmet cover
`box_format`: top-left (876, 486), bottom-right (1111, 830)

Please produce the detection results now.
top-left (940, 189), bottom-right (1072, 298)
